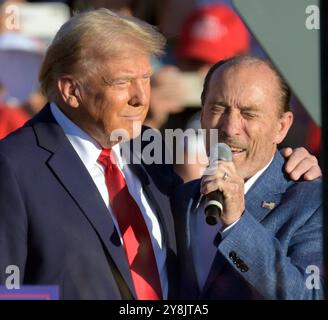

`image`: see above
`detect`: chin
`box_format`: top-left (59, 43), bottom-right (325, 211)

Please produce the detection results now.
top-left (235, 165), bottom-right (248, 180)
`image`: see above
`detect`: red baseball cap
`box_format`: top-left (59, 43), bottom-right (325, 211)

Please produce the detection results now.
top-left (176, 4), bottom-right (250, 64)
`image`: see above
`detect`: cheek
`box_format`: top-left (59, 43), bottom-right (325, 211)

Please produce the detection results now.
top-left (85, 91), bottom-right (112, 120)
top-left (144, 82), bottom-right (151, 99)
top-left (247, 122), bottom-right (278, 155)
top-left (100, 92), bottom-right (129, 119)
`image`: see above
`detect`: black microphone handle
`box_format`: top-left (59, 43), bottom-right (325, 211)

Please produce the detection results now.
top-left (204, 191), bottom-right (224, 225)
top-left (204, 143), bottom-right (232, 225)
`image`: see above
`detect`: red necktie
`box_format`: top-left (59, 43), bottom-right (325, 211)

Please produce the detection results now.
top-left (98, 148), bottom-right (162, 300)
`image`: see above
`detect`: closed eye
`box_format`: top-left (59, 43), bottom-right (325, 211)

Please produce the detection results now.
top-left (103, 75), bottom-right (151, 87)
top-left (143, 72), bottom-right (152, 79)
top-left (211, 104), bottom-right (226, 113)
top-left (113, 78), bottom-right (132, 86)
top-left (102, 76), bottom-right (127, 87)
top-left (141, 75), bottom-right (151, 83)
top-left (241, 110), bottom-right (258, 119)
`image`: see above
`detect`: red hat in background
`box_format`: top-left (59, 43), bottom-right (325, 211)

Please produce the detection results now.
top-left (176, 4), bottom-right (250, 64)
top-left (0, 104), bottom-right (30, 139)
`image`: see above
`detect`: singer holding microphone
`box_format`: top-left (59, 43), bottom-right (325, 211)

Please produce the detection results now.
top-left (0, 10), bottom-right (321, 300)
top-left (173, 55), bottom-right (324, 300)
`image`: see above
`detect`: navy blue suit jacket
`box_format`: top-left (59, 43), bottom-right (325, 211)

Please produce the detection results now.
top-left (0, 104), bottom-right (182, 299)
top-left (173, 152), bottom-right (324, 299)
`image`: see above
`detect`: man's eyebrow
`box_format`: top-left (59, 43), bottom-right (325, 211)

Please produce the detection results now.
top-left (210, 101), bottom-right (262, 113)
top-left (239, 105), bottom-right (261, 112)
top-left (144, 70), bottom-right (153, 77)
top-left (102, 70), bottom-right (153, 84)
top-left (212, 101), bottom-right (230, 107)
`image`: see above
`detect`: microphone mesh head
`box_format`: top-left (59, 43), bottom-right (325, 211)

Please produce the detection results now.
top-left (210, 143), bottom-right (232, 161)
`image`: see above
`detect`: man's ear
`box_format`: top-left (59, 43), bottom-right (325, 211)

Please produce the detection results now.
top-left (57, 77), bottom-right (81, 109)
top-left (274, 111), bottom-right (294, 144)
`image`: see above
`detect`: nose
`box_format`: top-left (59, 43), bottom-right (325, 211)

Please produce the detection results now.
top-left (129, 79), bottom-right (148, 107)
top-left (219, 110), bottom-right (242, 137)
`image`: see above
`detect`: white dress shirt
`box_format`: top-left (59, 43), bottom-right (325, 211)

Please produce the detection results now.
top-left (50, 102), bottom-right (168, 298)
top-left (193, 158), bottom-right (273, 289)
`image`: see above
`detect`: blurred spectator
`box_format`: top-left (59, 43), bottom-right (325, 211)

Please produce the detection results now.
top-left (0, 0), bottom-right (69, 110)
top-left (0, 103), bottom-right (29, 139)
top-left (164, 4), bottom-right (250, 180)
top-left (158, 0), bottom-right (197, 39)
top-left (174, 112), bottom-right (208, 182)
top-left (281, 97), bottom-right (321, 159)
top-left (197, 0), bottom-right (233, 6)
top-left (72, 0), bottom-right (133, 16)
top-left (147, 4), bottom-right (251, 133)
top-left (0, 0), bottom-right (69, 139)
top-left (176, 4), bottom-right (250, 73)
top-left (23, 89), bottom-right (47, 115)
top-left (144, 65), bottom-right (186, 129)
top-left (73, 0), bottom-right (196, 39)
top-left (0, 39), bottom-right (44, 104)
top-left (306, 121), bottom-right (321, 158)
top-left (161, 4), bottom-right (250, 132)
top-left (0, 81), bottom-right (6, 100)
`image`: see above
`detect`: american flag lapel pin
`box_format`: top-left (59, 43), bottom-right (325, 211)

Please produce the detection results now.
top-left (261, 201), bottom-right (276, 210)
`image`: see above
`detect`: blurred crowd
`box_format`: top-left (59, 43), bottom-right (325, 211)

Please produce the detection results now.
top-left (0, 0), bottom-right (321, 181)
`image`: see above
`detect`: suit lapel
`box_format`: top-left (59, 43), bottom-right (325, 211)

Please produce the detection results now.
top-left (244, 152), bottom-right (291, 223)
top-left (128, 159), bottom-right (179, 298)
top-left (180, 181), bottom-right (203, 298)
top-left (128, 163), bottom-right (175, 248)
top-left (31, 105), bottom-right (137, 298)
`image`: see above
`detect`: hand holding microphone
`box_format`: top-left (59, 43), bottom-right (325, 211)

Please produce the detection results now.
top-left (202, 143), bottom-right (245, 226)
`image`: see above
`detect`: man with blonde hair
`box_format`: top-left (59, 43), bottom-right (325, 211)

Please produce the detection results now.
top-left (0, 10), bottom-right (321, 300)
top-left (0, 9), bottom-right (182, 300)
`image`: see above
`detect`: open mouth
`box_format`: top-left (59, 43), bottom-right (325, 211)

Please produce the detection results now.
top-left (228, 145), bottom-right (246, 157)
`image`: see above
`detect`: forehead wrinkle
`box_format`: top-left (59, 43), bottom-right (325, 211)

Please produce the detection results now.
top-left (106, 67), bottom-right (152, 79)
top-left (210, 63), bottom-right (279, 114)
top-left (101, 58), bottom-right (152, 81)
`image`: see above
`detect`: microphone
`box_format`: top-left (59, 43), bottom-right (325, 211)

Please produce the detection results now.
top-left (204, 143), bottom-right (232, 225)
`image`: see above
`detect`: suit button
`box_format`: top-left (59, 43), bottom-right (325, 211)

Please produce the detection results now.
top-left (229, 251), bottom-right (237, 259)
top-left (240, 264), bottom-right (249, 272)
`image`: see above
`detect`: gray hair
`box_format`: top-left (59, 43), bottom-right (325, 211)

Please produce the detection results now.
top-left (39, 8), bottom-right (166, 100)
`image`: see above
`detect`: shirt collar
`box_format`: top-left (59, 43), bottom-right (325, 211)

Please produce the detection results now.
top-left (50, 102), bottom-right (123, 171)
top-left (244, 156), bottom-right (274, 194)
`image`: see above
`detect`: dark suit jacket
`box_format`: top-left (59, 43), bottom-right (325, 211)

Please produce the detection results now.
top-left (0, 104), bottom-right (182, 299)
top-left (173, 151), bottom-right (324, 299)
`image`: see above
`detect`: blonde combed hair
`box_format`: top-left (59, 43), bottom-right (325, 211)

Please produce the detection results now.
top-left (39, 8), bottom-right (166, 100)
